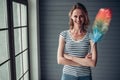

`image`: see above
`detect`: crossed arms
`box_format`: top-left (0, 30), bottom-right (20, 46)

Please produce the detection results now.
top-left (57, 35), bottom-right (97, 67)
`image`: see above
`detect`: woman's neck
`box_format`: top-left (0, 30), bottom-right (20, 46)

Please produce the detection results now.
top-left (70, 29), bottom-right (82, 35)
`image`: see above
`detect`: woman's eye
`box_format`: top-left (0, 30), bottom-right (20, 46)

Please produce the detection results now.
top-left (74, 15), bottom-right (77, 18)
top-left (80, 15), bottom-right (84, 18)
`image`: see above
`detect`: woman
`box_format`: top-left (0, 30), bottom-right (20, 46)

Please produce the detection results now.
top-left (57, 3), bottom-right (97, 80)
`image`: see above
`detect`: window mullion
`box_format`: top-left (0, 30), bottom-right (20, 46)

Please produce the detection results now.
top-left (7, 0), bottom-right (16, 80)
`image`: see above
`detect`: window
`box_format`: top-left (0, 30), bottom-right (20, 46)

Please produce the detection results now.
top-left (0, 0), bottom-right (30, 80)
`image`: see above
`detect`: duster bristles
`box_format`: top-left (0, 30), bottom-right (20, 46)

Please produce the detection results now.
top-left (90, 8), bottom-right (112, 43)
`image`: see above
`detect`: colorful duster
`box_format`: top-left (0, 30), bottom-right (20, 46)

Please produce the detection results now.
top-left (90, 8), bottom-right (112, 43)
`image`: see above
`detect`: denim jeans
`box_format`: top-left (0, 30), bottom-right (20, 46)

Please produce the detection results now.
top-left (61, 74), bottom-right (92, 80)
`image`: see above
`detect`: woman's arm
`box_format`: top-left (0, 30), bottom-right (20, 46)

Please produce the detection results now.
top-left (57, 35), bottom-right (80, 66)
top-left (64, 40), bottom-right (98, 67)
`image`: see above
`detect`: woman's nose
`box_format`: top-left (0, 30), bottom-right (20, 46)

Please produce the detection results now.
top-left (77, 18), bottom-right (80, 21)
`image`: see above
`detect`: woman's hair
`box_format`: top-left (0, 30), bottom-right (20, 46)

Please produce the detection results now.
top-left (69, 3), bottom-right (90, 31)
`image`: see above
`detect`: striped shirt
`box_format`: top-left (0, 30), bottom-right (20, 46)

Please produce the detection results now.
top-left (60, 30), bottom-right (91, 77)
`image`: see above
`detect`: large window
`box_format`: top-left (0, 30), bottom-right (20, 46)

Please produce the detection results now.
top-left (0, 0), bottom-right (30, 80)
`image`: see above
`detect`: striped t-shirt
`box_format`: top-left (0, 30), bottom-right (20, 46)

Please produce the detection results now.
top-left (60, 30), bottom-right (91, 77)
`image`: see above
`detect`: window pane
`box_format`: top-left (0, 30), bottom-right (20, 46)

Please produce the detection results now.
top-left (0, 61), bottom-right (11, 80)
top-left (20, 78), bottom-right (23, 80)
top-left (0, 0), bottom-right (7, 28)
top-left (24, 72), bottom-right (29, 80)
top-left (16, 54), bottom-right (23, 80)
top-left (23, 50), bottom-right (28, 73)
top-left (0, 31), bottom-right (9, 64)
top-left (22, 27), bottom-right (28, 50)
top-left (13, 2), bottom-right (20, 27)
top-left (21, 4), bottom-right (27, 26)
top-left (14, 28), bottom-right (22, 55)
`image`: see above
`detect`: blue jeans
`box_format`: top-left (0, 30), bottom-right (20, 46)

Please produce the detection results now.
top-left (61, 74), bottom-right (92, 80)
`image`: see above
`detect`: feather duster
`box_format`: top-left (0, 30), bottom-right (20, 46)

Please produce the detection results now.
top-left (90, 8), bottom-right (112, 43)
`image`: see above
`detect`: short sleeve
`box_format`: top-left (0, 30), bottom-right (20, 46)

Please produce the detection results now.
top-left (88, 32), bottom-right (92, 40)
top-left (59, 30), bottom-right (67, 41)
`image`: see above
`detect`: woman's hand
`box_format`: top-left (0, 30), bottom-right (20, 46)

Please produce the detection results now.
top-left (85, 53), bottom-right (92, 59)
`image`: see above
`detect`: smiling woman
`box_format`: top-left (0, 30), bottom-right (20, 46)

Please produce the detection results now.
top-left (39, 0), bottom-right (120, 80)
top-left (57, 3), bottom-right (97, 80)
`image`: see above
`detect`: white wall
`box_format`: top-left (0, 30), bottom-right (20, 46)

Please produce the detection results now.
top-left (28, 0), bottom-right (40, 80)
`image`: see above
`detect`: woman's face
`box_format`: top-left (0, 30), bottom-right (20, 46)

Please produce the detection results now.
top-left (71, 9), bottom-right (84, 27)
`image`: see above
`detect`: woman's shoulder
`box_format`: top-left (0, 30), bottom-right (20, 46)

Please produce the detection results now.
top-left (86, 31), bottom-right (93, 41)
top-left (59, 30), bottom-right (69, 39)
top-left (84, 31), bottom-right (91, 40)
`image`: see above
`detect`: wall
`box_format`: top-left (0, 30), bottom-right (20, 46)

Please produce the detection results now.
top-left (28, 0), bottom-right (40, 80)
top-left (39, 0), bottom-right (120, 80)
